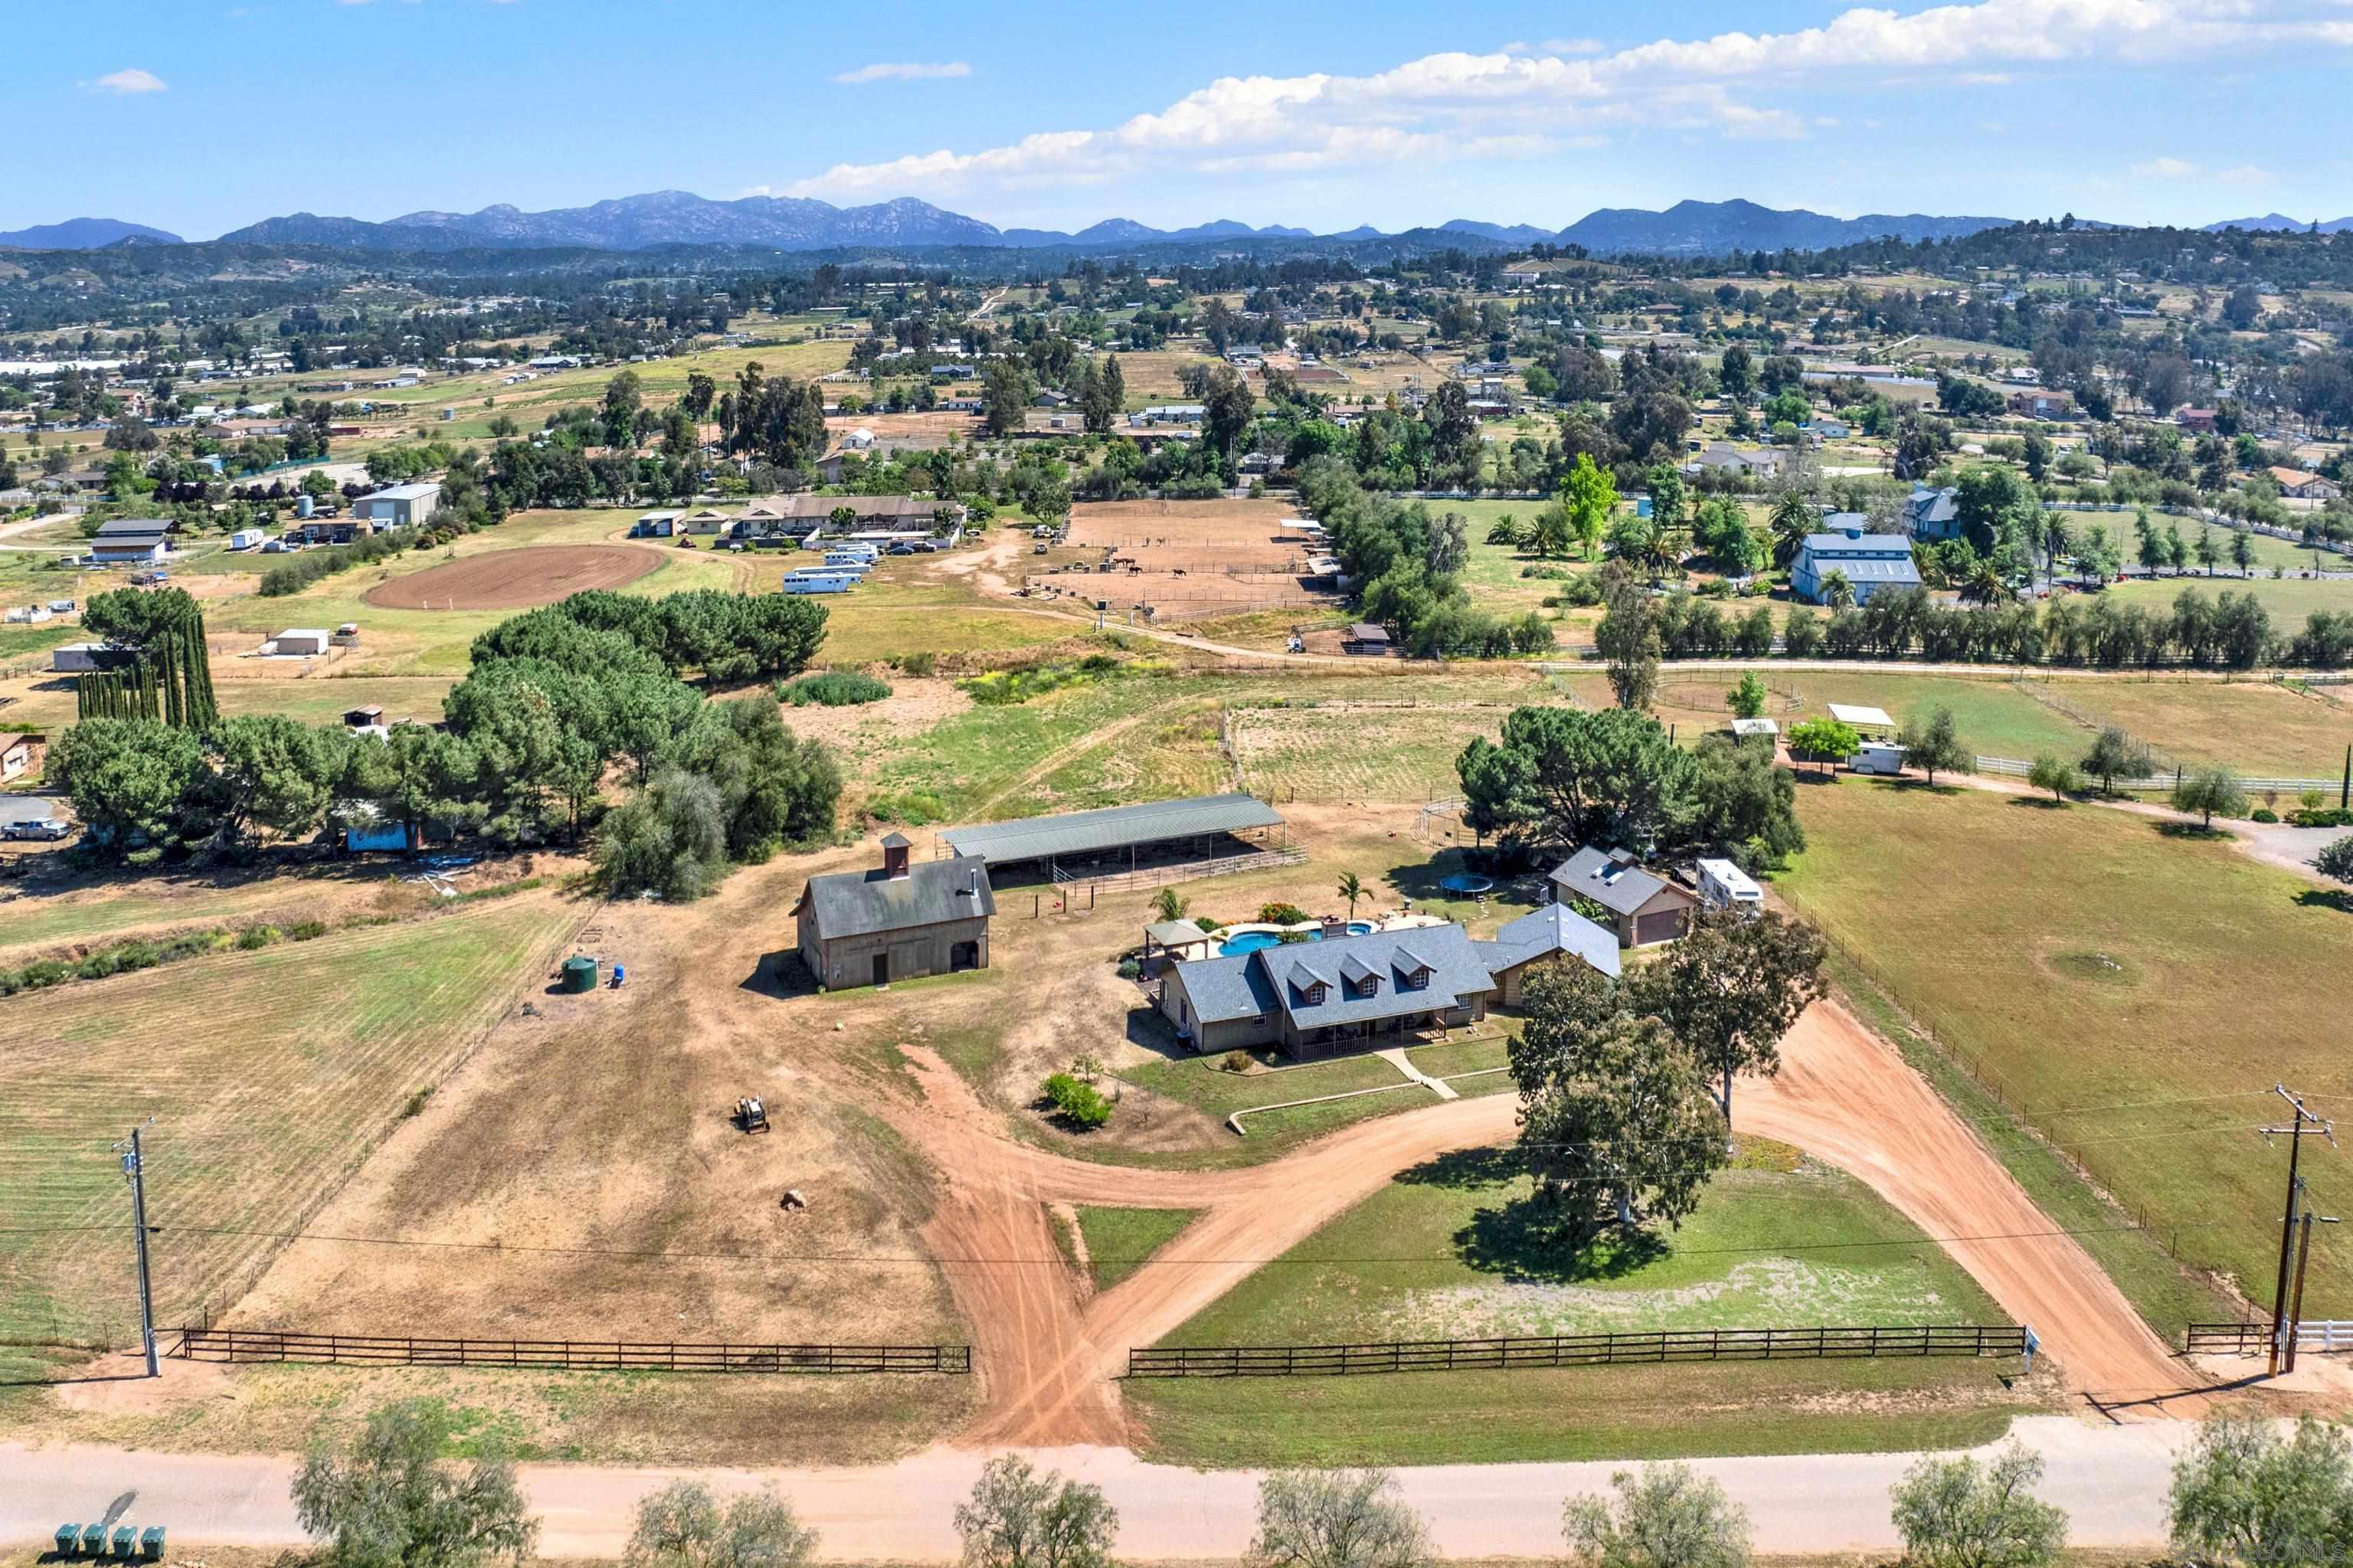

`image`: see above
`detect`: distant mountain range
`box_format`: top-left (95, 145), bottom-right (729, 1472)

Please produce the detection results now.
top-left (2203, 213), bottom-right (2353, 234)
top-left (5, 190), bottom-right (2348, 257)
top-left (0, 216), bottom-right (182, 249)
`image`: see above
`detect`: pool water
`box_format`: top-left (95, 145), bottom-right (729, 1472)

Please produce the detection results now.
top-left (1439, 872), bottom-right (1495, 894)
top-left (1219, 930), bottom-right (1307, 956)
top-left (1217, 921), bottom-right (1376, 957)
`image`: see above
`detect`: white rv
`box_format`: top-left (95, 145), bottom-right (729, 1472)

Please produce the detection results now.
top-left (1852, 741), bottom-right (1907, 776)
top-left (1697, 858), bottom-right (1763, 916)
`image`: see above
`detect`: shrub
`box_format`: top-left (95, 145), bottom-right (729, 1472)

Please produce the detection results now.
top-left (781, 670), bottom-right (892, 707)
top-left (1220, 1049), bottom-right (1253, 1074)
top-left (1042, 1072), bottom-right (1113, 1130)
top-left (286, 919), bottom-right (329, 941)
top-left (895, 651), bottom-right (938, 677)
top-left (2294, 807), bottom-right (2353, 829)
top-left (237, 925), bottom-right (280, 950)
top-left (1258, 902), bottom-right (1310, 925)
top-left (2252, 807), bottom-right (2279, 823)
top-left (1193, 915), bottom-right (1222, 931)
top-left (1115, 957), bottom-right (1141, 980)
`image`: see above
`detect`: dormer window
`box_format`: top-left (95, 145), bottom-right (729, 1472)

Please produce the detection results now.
top-left (1302, 984), bottom-right (1327, 1005)
top-left (1402, 966), bottom-right (1429, 990)
top-left (1354, 975), bottom-right (1377, 999)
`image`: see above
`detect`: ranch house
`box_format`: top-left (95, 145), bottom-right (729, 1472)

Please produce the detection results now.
top-left (1792, 523), bottom-right (1921, 606)
top-left (793, 834), bottom-right (996, 990)
top-left (1470, 903), bottom-right (1622, 1004)
top-left (1157, 924), bottom-right (1494, 1060)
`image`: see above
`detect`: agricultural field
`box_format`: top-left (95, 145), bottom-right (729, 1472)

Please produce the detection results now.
top-left (1775, 777), bottom-right (2353, 1317)
top-left (1231, 699), bottom-right (1533, 803)
top-left (0, 895), bottom-right (582, 1348)
top-left (2103, 570), bottom-right (2353, 627)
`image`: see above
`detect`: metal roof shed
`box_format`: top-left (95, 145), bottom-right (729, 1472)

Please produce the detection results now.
top-left (941, 793), bottom-right (1286, 868)
top-left (1827, 703), bottom-right (1896, 733)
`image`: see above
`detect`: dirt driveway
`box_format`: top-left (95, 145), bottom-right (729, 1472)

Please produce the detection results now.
top-left (905, 995), bottom-right (2210, 1447)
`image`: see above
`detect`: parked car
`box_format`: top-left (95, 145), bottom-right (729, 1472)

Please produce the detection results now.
top-left (5, 817), bottom-right (73, 841)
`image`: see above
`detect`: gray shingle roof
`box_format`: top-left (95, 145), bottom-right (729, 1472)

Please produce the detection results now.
top-left (795, 854), bottom-right (995, 940)
top-left (941, 793), bottom-right (1285, 866)
top-left (1550, 846), bottom-right (1687, 917)
top-left (94, 518), bottom-right (170, 540)
top-left (1474, 903), bottom-right (1622, 979)
top-left (1180, 925), bottom-right (1493, 1030)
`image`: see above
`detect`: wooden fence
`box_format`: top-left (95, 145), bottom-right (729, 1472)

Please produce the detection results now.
top-left (1127, 1324), bottom-right (2025, 1379)
top-left (172, 1327), bottom-right (970, 1375)
top-left (2184, 1320), bottom-right (2353, 1355)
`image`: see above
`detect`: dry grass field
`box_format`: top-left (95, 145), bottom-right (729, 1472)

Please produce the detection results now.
top-left (0, 895), bottom-right (584, 1348)
top-left (1231, 700), bottom-right (1533, 803)
top-left (1057, 498), bottom-right (1339, 623)
top-left (359, 543), bottom-right (666, 611)
top-left (1775, 777), bottom-right (2353, 1316)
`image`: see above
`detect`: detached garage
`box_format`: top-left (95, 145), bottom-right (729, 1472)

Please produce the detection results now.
top-left (1549, 846), bottom-right (1699, 949)
top-left (272, 628), bottom-right (332, 656)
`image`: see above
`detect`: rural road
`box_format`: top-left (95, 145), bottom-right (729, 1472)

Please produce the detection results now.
top-left (0, 1418), bottom-right (2192, 1558)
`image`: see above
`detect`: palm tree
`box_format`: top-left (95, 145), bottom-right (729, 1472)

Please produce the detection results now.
top-left (1336, 872), bottom-right (1365, 920)
top-left (1821, 568), bottom-right (1856, 610)
top-left (1151, 887), bottom-right (1188, 924)
top-left (1958, 560), bottom-right (2011, 607)
top-left (1768, 492), bottom-right (1815, 568)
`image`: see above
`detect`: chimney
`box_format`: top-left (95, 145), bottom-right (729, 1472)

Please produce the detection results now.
top-left (880, 832), bottom-right (911, 880)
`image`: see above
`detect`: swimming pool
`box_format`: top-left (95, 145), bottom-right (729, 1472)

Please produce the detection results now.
top-left (1218, 930), bottom-right (1301, 956)
top-left (1216, 920), bottom-right (1375, 957)
top-left (1439, 872), bottom-right (1495, 894)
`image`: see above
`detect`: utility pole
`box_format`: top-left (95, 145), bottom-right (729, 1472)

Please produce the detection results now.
top-left (2260, 1085), bottom-right (2335, 1377)
top-left (2286, 1210), bottom-right (2341, 1376)
top-left (113, 1119), bottom-right (159, 1378)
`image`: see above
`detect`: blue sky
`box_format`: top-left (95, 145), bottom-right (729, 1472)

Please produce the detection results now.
top-left (21, 0), bottom-right (2353, 239)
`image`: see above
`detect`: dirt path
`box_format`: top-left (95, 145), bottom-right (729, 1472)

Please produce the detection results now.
top-left (900, 990), bottom-right (2211, 1447)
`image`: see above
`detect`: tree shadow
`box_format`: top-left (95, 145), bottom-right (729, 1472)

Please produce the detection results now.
top-left (2295, 889), bottom-right (2353, 915)
top-left (1391, 1148), bottom-right (1672, 1284)
top-left (2005, 796), bottom-right (2071, 810)
top-left (2155, 821), bottom-right (2234, 841)
top-left (1454, 1198), bottom-right (1671, 1285)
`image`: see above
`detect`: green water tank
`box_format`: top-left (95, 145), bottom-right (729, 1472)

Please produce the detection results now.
top-left (560, 956), bottom-right (599, 994)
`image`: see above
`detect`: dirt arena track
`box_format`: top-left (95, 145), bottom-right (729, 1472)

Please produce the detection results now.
top-left (362, 545), bottom-right (665, 611)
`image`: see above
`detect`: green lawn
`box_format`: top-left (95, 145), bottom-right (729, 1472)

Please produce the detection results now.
top-left (1775, 777), bottom-right (2352, 1319)
top-left (1074, 1205), bottom-right (1198, 1293)
top-left (1125, 1357), bottom-right (2042, 1468)
top-left (2024, 676), bottom-right (2353, 780)
top-left (1160, 1138), bottom-right (2006, 1349)
top-left (1113, 1050), bottom-right (1426, 1165)
top-left (2103, 571), bottom-right (2353, 627)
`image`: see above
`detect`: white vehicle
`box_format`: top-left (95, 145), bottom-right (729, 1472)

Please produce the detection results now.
top-left (4, 817), bottom-right (73, 841)
top-left (1851, 741), bottom-right (1907, 776)
top-left (1697, 857), bottom-right (1763, 916)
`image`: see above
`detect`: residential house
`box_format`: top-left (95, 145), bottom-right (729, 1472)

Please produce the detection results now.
top-left (1130, 404), bottom-right (1207, 427)
top-left (1156, 924), bottom-right (1494, 1060)
top-left (792, 835), bottom-right (995, 990)
top-left (352, 482), bottom-right (443, 529)
top-left (0, 732), bottom-right (40, 783)
top-left (1903, 485), bottom-right (1962, 541)
top-left (1793, 522), bottom-right (1922, 606)
top-left (2176, 408), bottom-right (2220, 434)
top-left (2270, 466), bottom-right (2343, 502)
top-left (1550, 846), bottom-right (1699, 948)
top-left (291, 518), bottom-right (378, 545)
top-left (1686, 443), bottom-right (1781, 482)
top-left (89, 519), bottom-right (172, 565)
top-left (679, 507), bottom-right (734, 535)
top-left (1470, 904), bottom-right (1622, 1006)
top-left (2006, 388), bottom-right (2075, 420)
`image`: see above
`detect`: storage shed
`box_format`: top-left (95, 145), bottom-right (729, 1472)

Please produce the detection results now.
top-left (273, 628), bottom-right (332, 656)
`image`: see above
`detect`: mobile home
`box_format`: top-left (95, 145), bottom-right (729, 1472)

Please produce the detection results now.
top-left (227, 529), bottom-right (266, 551)
top-left (1851, 741), bottom-right (1906, 776)
top-left (782, 571), bottom-right (857, 595)
top-left (1696, 858), bottom-right (1763, 916)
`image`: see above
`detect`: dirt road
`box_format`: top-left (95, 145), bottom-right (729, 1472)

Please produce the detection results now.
top-left (905, 994), bottom-right (2209, 1447)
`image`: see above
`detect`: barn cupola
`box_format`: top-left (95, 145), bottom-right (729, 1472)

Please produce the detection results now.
top-left (880, 832), bottom-right (911, 880)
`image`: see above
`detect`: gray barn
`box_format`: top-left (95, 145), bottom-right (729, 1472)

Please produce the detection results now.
top-left (792, 834), bottom-right (995, 990)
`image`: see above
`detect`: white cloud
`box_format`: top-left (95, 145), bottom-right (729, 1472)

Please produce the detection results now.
top-left (777, 2), bottom-right (2353, 201)
top-left (832, 61), bottom-right (970, 84)
top-left (2215, 162), bottom-right (2278, 185)
top-left (89, 67), bottom-right (166, 94)
top-left (2132, 155), bottom-right (2201, 178)
top-left (1540, 37), bottom-right (1606, 55)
